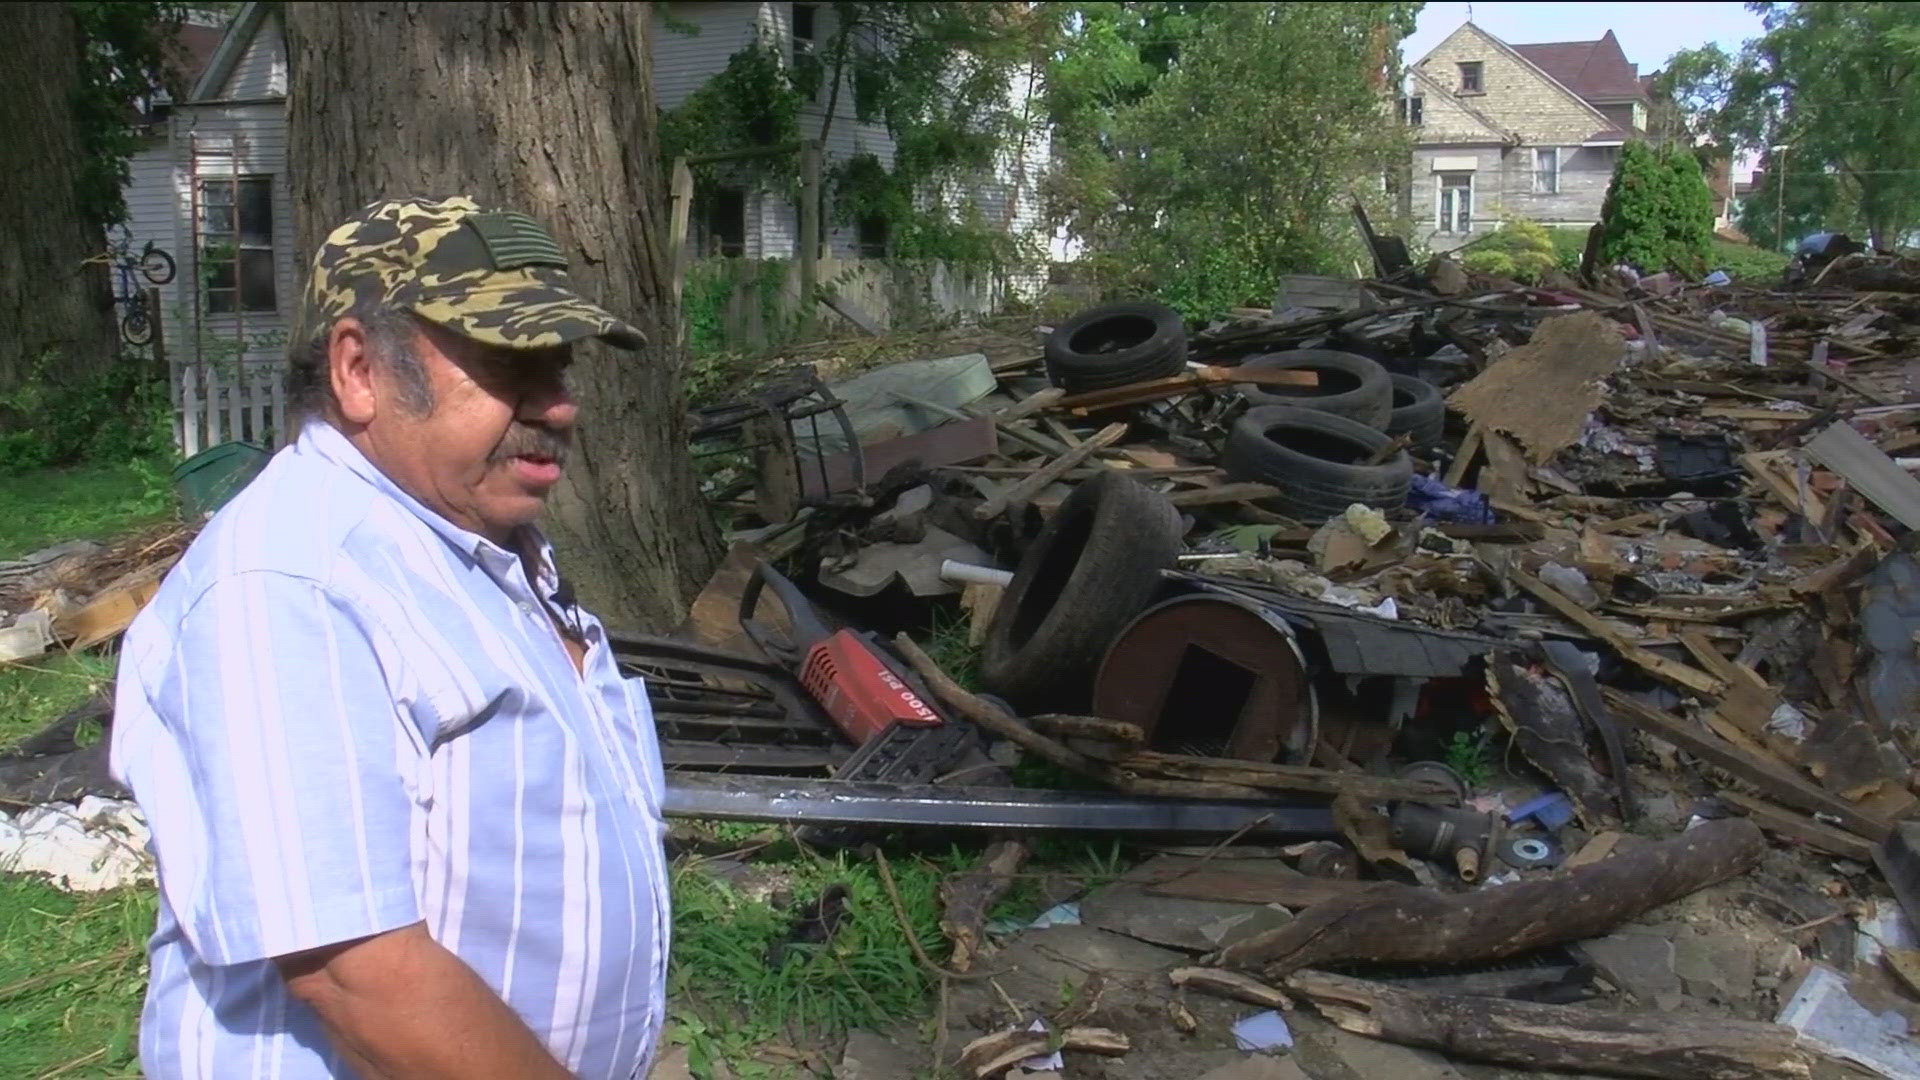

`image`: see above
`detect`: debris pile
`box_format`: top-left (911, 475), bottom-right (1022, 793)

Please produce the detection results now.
top-left (660, 256), bottom-right (1920, 1077)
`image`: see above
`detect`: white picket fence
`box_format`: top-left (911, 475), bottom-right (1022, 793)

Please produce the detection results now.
top-left (174, 358), bottom-right (288, 457)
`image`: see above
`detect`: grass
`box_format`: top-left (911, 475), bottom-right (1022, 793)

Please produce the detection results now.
top-left (1709, 238), bottom-right (1790, 283)
top-left (0, 877), bottom-right (153, 1079)
top-left (0, 459), bottom-right (174, 564)
top-left (0, 651), bottom-right (115, 750)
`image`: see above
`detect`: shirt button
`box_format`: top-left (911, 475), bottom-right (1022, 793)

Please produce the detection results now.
top-left (519, 602), bottom-right (534, 615)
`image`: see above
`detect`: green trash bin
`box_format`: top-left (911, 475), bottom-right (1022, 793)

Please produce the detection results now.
top-left (173, 440), bottom-right (271, 519)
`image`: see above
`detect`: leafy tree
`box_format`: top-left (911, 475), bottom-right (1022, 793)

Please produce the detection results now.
top-left (1663, 2), bottom-right (1920, 250)
top-left (1048, 2), bottom-right (1418, 319)
top-left (1597, 141), bottom-right (1713, 274)
top-left (1735, 159), bottom-right (1842, 251)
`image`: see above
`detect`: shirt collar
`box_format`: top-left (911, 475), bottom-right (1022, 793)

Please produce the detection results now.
top-left (296, 419), bottom-right (560, 591)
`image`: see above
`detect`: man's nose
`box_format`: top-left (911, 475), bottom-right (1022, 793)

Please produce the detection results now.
top-left (519, 374), bottom-right (577, 430)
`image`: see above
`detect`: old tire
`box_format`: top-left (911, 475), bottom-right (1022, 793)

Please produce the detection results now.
top-left (980, 470), bottom-right (1184, 711)
top-left (1222, 405), bottom-right (1412, 522)
top-left (1386, 373), bottom-right (1445, 447)
top-left (1237, 349), bottom-right (1392, 429)
top-left (1044, 300), bottom-right (1188, 393)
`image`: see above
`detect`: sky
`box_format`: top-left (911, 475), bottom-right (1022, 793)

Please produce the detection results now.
top-left (1400, 2), bottom-right (1766, 76)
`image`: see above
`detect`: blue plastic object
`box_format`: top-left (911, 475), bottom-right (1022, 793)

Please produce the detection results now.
top-left (1507, 791), bottom-right (1575, 831)
top-left (1407, 473), bottom-right (1496, 525)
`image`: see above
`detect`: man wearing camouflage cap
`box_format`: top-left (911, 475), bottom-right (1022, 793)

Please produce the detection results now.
top-left (112, 196), bottom-right (669, 1079)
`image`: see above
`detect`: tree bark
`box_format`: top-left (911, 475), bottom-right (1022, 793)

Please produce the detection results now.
top-left (1212, 817), bottom-right (1766, 977)
top-left (1286, 969), bottom-right (1814, 1080)
top-left (0, 3), bottom-right (119, 402)
top-left (285, 2), bottom-right (719, 631)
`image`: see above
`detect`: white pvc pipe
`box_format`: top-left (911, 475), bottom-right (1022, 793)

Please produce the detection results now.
top-left (940, 560), bottom-right (1013, 587)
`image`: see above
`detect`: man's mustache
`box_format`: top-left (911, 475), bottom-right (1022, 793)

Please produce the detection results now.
top-left (491, 424), bottom-right (572, 466)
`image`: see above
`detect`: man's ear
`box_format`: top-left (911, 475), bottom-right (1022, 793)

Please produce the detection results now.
top-left (328, 318), bottom-right (377, 424)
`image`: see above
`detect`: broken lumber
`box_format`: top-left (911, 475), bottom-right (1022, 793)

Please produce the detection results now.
top-left (1168, 967), bottom-right (1292, 1010)
top-left (895, 633), bottom-right (1112, 784)
top-left (1052, 365), bottom-right (1316, 416)
top-left (1510, 568), bottom-right (1723, 697)
top-left (1115, 750), bottom-right (1455, 803)
top-left (940, 839), bottom-right (1028, 973)
top-left (974, 422), bottom-right (1127, 519)
top-left (959, 1026), bottom-right (1128, 1077)
top-left (1285, 969), bottom-right (1814, 1080)
top-left (1601, 689), bottom-right (1892, 841)
top-left (1025, 714), bottom-right (1145, 745)
top-left (1212, 818), bottom-right (1766, 977)
top-left (1718, 791), bottom-right (1878, 862)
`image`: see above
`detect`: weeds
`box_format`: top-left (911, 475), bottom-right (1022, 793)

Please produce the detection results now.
top-left (1444, 728), bottom-right (1495, 786)
top-left (0, 651), bottom-right (116, 749)
top-left (0, 462), bottom-right (176, 562)
top-left (666, 850), bottom-right (946, 1075)
top-left (917, 607), bottom-right (982, 693)
top-left (0, 877), bottom-right (153, 1078)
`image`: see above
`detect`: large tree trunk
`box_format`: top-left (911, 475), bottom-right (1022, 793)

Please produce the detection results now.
top-left (0, 3), bottom-right (119, 401)
top-left (285, 2), bottom-right (719, 631)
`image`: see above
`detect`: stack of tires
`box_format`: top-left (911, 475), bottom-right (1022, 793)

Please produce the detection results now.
top-left (1224, 349), bottom-right (1445, 522)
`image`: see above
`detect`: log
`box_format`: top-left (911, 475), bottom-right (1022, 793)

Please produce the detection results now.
top-left (1213, 817), bottom-right (1766, 977)
top-left (895, 633), bottom-right (1113, 784)
top-left (1286, 969), bottom-right (1814, 1080)
top-left (939, 839), bottom-right (1028, 973)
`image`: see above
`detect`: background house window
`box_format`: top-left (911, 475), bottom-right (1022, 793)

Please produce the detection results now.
top-left (1534, 147), bottom-right (1560, 194)
top-left (1458, 61), bottom-right (1483, 93)
top-left (198, 175), bottom-right (276, 314)
top-left (855, 214), bottom-right (889, 258)
top-left (1397, 96), bottom-right (1424, 126)
top-left (1438, 173), bottom-right (1472, 233)
top-left (697, 188), bottom-right (747, 257)
top-left (793, 3), bottom-right (816, 45)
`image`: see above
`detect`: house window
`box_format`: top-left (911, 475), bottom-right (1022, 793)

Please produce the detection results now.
top-left (1534, 147), bottom-right (1560, 194)
top-left (1458, 61), bottom-right (1483, 94)
top-left (1438, 173), bottom-right (1473, 234)
top-left (792, 3), bottom-right (816, 44)
top-left (855, 214), bottom-right (889, 258)
top-left (198, 175), bottom-right (276, 314)
top-left (1397, 96), bottom-right (1424, 126)
top-left (698, 188), bottom-right (747, 257)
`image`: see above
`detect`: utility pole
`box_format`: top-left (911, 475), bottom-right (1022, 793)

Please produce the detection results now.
top-left (1770, 143), bottom-right (1791, 252)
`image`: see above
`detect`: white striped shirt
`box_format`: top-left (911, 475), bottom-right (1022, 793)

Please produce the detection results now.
top-left (111, 420), bottom-right (669, 1079)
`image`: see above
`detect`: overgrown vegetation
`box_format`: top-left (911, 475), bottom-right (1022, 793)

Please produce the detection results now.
top-left (70, 1), bottom-right (190, 227)
top-left (0, 459), bottom-right (173, 558)
top-left (1709, 238), bottom-right (1790, 282)
top-left (1597, 141), bottom-right (1715, 275)
top-left (0, 652), bottom-right (114, 749)
top-left (659, 4), bottom-right (1050, 273)
top-left (0, 354), bottom-right (174, 477)
top-left (1459, 219), bottom-right (1560, 282)
top-left (1044, 2), bottom-right (1419, 319)
top-left (0, 877), bottom-right (153, 1078)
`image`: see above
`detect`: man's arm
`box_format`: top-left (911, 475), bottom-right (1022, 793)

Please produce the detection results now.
top-left (276, 922), bottom-right (572, 1080)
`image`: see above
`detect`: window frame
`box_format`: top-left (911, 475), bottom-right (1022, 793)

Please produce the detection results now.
top-left (197, 174), bottom-right (278, 316)
top-left (1533, 147), bottom-right (1560, 194)
top-left (1437, 172), bottom-right (1474, 234)
top-left (1458, 61), bottom-right (1484, 94)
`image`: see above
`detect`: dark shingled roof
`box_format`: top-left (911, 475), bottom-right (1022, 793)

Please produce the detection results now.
top-left (1511, 30), bottom-right (1646, 102)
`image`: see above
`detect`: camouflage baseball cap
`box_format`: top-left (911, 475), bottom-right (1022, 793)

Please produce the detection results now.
top-left (298, 195), bottom-right (645, 352)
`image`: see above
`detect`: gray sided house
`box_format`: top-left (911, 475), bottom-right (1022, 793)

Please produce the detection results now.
top-left (120, 2), bottom-right (1052, 455)
top-left (1405, 23), bottom-right (1651, 253)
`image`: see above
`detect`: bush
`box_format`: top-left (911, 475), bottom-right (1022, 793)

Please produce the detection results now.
top-left (0, 356), bottom-right (172, 477)
top-left (1460, 219), bottom-right (1559, 283)
top-left (1550, 227), bottom-right (1589, 274)
top-left (1598, 141), bottom-right (1714, 275)
top-left (1709, 239), bottom-right (1789, 282)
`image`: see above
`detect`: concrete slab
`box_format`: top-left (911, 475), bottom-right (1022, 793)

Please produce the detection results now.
top-left (1079, 882), bottom-right (1287, 953)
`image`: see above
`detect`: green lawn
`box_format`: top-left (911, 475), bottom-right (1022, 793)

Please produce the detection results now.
top-left (0, 460), bottom-right (174, 563)
top-left (0, 878), bottom-right (151, 1078)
